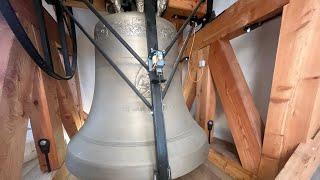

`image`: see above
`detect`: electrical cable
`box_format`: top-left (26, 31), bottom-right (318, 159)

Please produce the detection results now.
top-left (187, 27), bottom-right (205, 83)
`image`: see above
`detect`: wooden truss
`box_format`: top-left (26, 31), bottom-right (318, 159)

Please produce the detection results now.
top-left (0, 0), bottom-right (320, 179)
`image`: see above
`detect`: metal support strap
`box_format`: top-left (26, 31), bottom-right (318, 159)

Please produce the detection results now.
top-left (144, 0), bottom-right (171, 179)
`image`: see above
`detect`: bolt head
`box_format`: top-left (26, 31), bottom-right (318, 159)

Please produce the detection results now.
top-left (40, 140), bottom-right (47, 146)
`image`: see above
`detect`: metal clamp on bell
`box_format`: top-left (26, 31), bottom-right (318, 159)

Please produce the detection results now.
top-left (148, 49), bottom-right (166, 83)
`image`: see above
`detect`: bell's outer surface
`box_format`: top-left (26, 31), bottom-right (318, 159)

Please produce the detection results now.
top-left (66, 12), bottom-right (209, 180)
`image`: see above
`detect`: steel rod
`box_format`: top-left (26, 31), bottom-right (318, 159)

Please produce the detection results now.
top-left (162, 26), bottom-right (194, 98)
top-left (62, 5), bottom-right (152, 109)
top-left (163, 0), bottom-right (205, 57)
top-left (81, 0), bottom-right (148, 70)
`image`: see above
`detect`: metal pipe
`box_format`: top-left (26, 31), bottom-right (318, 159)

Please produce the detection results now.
top-left (81, 0), bottom-right (148, 70)
top-left (62, 5), bottom-right (152, 109)
top-left (162, 26), bottom-right (194, 98)
top-left (164, 0), bottom-right (205, 57)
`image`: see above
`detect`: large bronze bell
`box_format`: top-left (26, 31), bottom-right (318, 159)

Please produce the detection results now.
top-left (66, 12), bottom-right (209, 179)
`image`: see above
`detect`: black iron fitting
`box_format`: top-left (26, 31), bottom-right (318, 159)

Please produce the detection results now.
top-left (190, 16), bottom-right (201, 27)
top-left (207, 120), bottom-right (214, 144)
top-left (38, 139), bottom-right (51, 172)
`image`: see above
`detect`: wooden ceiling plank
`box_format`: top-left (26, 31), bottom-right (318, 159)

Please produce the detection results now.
top-left (208, 40), bottom-right (262, 173)
top-left (259, 0), bottom-right (320, 179)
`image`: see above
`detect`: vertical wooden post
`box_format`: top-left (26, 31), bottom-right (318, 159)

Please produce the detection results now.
top-left (29, 67), bottom-right (66, 172)
top-left (0, 16), bottom-right (35, 180)
top-left (194, 46), bottom-right (216, 132)
top-left (208, 40), bottom-right (262, 173)
top-left (27, 26), bottom-right (66, 172)
top-left (259, 0), bottom-right (320, 178)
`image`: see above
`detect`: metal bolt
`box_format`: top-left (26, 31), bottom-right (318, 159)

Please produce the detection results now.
top-left (40, 140), bottom-right (47, 146)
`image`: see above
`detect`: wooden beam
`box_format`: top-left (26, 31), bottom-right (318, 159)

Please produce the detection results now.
top-left (29, 67), bottom-right (66, 172)
top-left (51, 45), bottom-right (84, 138)
top-left (276, 131), bottom-right (320, 180)
top-left (27, 23), bottom-right (66, 172)
top-left (194, 46), bottom-right (216, 131)
top-left (0, 16), bottom-right (35, 180)
top-left (259, 0), bottom-right (320, 178)
top-left (10, 0), bottom-right (73, 51)
top-left (185, 0), bottom-right (289, 52)
top-left (208, 138), bottom-right (256, 180)
top-left (64, 0), bottom-right (106, 11)
top-left (163, 0), bottom-right (207, 21)
top-left (208, 40), bottom-right (262, 173)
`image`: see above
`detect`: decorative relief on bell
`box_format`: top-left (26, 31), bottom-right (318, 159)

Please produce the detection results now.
top-left (95, 15), bottom-right (175, 41)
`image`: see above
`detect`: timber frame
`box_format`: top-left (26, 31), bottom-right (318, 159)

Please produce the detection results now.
top-left (1, 0), bottom-right (320, 179)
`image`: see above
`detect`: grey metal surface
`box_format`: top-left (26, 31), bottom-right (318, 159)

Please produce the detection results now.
top-left (111, 0), bottom-right (122, 13)
top-left (157, 0), bottom-right (167, 16)
top-left (135, 0), bottom-right (167, 15)
top-left (136, 0), bottom-right (144, 12)
top-left (66, 12), bottom-right (208, 180)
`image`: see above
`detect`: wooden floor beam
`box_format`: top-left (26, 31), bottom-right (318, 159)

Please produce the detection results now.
top-left (208, 40), bottom-right (262, 173)
top-left (259, 0), bottom-right (320, 178)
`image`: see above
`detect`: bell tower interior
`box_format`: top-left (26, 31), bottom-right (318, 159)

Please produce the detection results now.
top-left (0, 0), bottom-right (319, 180)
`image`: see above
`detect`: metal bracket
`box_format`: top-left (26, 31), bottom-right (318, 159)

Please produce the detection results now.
top-left (148, 49), bottom-right (166, 78)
